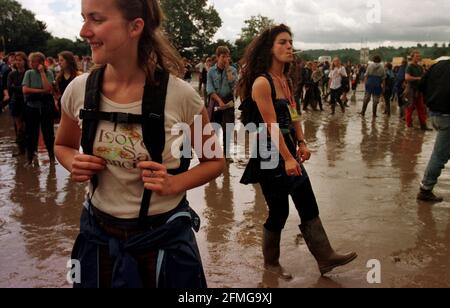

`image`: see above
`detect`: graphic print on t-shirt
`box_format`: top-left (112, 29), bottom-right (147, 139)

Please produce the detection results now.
top-left (93, 123), bottom-right (150, 170)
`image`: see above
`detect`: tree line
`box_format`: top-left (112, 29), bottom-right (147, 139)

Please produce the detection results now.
top-left (1, 0), bottom-right (449, 62)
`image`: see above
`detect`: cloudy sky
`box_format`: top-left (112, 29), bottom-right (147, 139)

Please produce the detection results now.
top-left (17, 0), bottom-right (450, 50)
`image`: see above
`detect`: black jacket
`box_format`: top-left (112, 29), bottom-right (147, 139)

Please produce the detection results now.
top-left (421, 60), bottom-right (450, 114)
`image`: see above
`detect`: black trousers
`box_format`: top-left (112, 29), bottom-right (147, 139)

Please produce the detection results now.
top-left (259, 165), bottom-right (320, 232)
top-left (213, 107), bottom-right (235, 158)
top-left (25, 104), bottom-right (55, 161)
top-left (330, 88), bottom-right (345, 113)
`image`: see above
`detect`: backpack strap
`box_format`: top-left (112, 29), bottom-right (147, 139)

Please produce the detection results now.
top-left (139, 70), bottom-right (170, 225)
top-left (261, 73), bottom-right (277, 102)
top-left (81, 67), bottom-right (105, 195)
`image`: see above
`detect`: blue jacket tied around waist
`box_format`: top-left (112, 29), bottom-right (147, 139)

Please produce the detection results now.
top-left (71, 200), bottom-right (206, 288)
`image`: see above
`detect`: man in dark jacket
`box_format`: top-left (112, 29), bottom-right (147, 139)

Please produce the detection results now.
top-left (417, 60), bottom-right (450, 202)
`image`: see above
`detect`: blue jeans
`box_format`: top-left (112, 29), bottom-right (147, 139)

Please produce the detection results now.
top-left (421, 115), bottom-right (450, 191)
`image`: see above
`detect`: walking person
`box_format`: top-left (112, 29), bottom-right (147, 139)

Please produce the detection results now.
top-left (7, 52), bottom-right (29, 156)
top-left (360, 55), bottom-right (386, 118)
top-left (311, 62), bottom-right (324, 111)
top-left (328, 57), bottom-right (347, 115)
top-left (417, 59), bottom-right (450, 202)
top-left (1, 52), bottom-right (15, 112)
top-left (22, 52), bottom-right (56, 165)
top-left (395, 60), bottom-right (407, 119)
top-left (206, 46), bottom-right (238, 159)
top-left (238, 24), bottom-right (357, 279)
top-left (54, 0), bottom-right (224, 288)
top-left (405, 51), bottom-right (431, 131)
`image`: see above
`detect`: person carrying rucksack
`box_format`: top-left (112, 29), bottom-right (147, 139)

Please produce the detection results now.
top-left (54, 0), bottom-right (224, 288)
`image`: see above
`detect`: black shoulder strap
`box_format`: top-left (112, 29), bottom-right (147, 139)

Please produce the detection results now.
top-left (261, 73), bottom-right (277, 101)
top-left (81, 67), bottom-right (104, 155)
top-left (139, 70), bottom-right (170, 225)
top-left (81, 67), bottom-right (105, 194)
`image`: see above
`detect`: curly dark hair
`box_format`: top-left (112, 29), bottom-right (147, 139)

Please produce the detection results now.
top-left (237, 24), bottom-right (292, 100)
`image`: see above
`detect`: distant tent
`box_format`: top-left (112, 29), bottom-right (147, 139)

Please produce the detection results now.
top-left (434, 56), bottom-right (450, 62)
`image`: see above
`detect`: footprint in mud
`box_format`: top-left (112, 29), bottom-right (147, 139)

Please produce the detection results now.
top-left (0, 218), bottom-right (10, 236)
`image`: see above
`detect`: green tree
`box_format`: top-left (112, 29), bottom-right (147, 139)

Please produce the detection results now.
top-left (0, 0), bottom-right (51, 53)
top-left (234, 15), bottom-right (275, 59)
top-left (161, 0), bottom-right (222, 58)
top-left (45, 37), bottom-right (90, 58)
top-left (205, 39), bottom-right (236, 59)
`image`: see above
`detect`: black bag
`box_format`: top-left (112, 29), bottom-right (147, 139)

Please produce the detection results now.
top-left (238, 74), bottom-right (276, 127)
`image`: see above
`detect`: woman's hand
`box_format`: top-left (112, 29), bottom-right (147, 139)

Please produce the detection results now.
top-left (138, 161), bottom-right (178, 197)
top-left (71, 154), bottom-right (106, 182)
top-left (297, 144), bottom-right (311, 163)
top-left (285, 158), bottom-right (302, 177)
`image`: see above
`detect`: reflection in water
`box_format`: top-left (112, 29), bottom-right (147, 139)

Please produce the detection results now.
top-left (237, 184), bottom-right (267, 248)
top-left (203, 164), bottom-right (235, 264)
top-left (303, 116), bottom-right (322, 145)
top-left (323, 117), bottom-right (348, 167)
top-left (391, 204), bottom-right (450, 287)
top-left (390, 125), bottom-right (426, 187)
top-left (359, 118), bottom-right (392, 167)
top-left (11, 162), bottom-right (80, 262)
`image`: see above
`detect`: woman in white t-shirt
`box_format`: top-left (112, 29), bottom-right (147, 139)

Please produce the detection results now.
top-left (328, 57), bottom-right (347, 115)
top-left (55, 0), bottom-right (224, 288)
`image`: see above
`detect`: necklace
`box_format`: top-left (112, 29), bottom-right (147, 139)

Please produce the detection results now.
top-left (270, 73), bottom-right (296, 108)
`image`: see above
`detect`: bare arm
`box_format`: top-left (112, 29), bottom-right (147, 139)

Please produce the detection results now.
top-left (22, 86), bottom-right (47, 95)
top-left (39, 68), bottom-right (53, 93)
top-left (211, 93), bottom-right (225, 107)
top-left (405, 73), bottom-right (421, 82)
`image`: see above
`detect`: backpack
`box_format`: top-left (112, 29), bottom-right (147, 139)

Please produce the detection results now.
top-left (238, 74), bottom-right (276, 127)
top-left (79, 67), bottom-right (191, 226)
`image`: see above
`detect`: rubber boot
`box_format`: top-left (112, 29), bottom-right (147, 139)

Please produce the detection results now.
top-left (300, 217), bottom-right (357, 275)
top-left (417, 188), bottom-right (443, 203)
top-left (263, 228), bottom-right (293, 280)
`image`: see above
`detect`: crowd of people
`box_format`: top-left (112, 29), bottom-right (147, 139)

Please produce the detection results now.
top-left (0, 0), bottom-right (449, 289)
top-left (0, 50), bottom-right (90, 165)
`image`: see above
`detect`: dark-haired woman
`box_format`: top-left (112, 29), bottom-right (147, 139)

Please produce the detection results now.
top-left (54, 51), bottom-right (80, 122)
top-left (238, 24), bottom-right (357, 279)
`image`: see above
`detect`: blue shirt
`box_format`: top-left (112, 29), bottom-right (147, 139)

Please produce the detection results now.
top-left (206, 64), bottom-right (237, 99)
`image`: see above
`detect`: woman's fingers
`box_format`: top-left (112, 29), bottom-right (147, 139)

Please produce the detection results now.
top-left (73, 161), bottom-right (106, 171)
top-left (72, 168), bottom-right (98, 176)
top-left (142, 177), bottom-right (165, 185)
top-left (71, 155), bottom-right (106, 182)
top-left (296, 164), bottom-right (303, 176)
top-left (71, 175), bottom-right (91, 182)
top-left (75, 154), bottom-right (106, 165)
top-left (138, 161), bottom-right (166, 172)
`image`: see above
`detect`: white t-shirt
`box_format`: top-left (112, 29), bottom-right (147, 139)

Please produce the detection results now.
top-left (329, 67), bottom-right (347, 90)
top-left (62, 73), bottom-right (204, 218)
